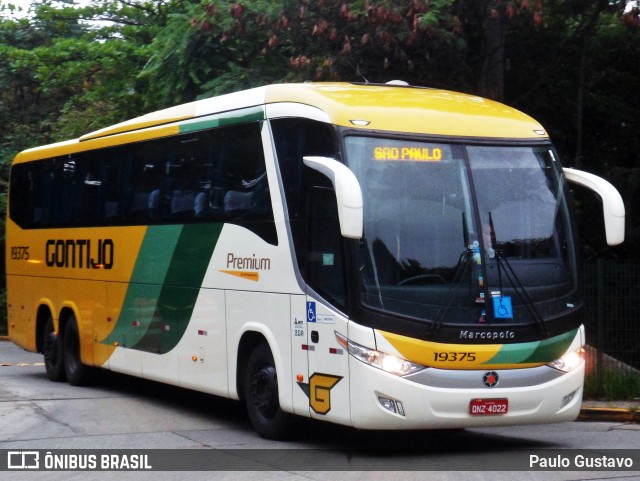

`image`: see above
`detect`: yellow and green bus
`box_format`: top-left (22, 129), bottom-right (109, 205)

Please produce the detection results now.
top-left (6, 83), bottom-right (625, 439)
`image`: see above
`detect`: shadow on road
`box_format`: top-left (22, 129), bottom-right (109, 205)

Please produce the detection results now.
top-left (58, 367), bottom-right (559, 453)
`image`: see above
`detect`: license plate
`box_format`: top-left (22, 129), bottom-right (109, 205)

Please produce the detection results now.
top-left (469, 398), bottom-right (508, 416)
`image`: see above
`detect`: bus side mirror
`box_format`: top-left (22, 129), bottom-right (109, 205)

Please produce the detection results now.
top-left (303, 156), bottom-right (363, 239)
top-left (563, 167), bottom-right (625, 246)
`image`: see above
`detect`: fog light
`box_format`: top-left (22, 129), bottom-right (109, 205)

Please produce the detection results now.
top-left (378, 396), bottom-right (405, 416)
top-left (378, 396), bottom-right (396, 413)
top-left (561, 389), bottom-right (577, 409)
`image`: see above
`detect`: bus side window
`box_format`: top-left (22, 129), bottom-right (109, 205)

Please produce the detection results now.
top-left (219, 123), bottom-right (271, 220)
top-left (8, 162), bottom-right (40, 227)
top-left (271, 118), bottom-right (344, 307)
top-left (306, 186), bottom-right (346, 308)
top-left (9, 121), bottom-right (273, 241)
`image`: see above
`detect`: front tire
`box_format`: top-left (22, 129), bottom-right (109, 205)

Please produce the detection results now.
top-left (62, 315), bottom-right (93, 386)
top-left (43, 315), bottom-right (65, 382)
top-left (243, 342), bottom-right (292, 440)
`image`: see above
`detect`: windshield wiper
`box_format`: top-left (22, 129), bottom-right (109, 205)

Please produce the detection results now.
top-left (429, 213), bottom-right (473, 336)
top-left (488, 213), bottom-right (549, 337)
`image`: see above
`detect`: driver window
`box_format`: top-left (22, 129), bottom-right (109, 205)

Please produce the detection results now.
top-left (306, 186), bottom-right (346, 308)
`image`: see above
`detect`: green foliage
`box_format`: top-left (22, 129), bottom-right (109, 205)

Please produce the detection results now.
top-left (139, 0), bottom-right (474, 105)
top-left (585, 364), bottom-right (640, 400)
top-left (0, 2), bottom-right (154, 150)
top-left (503, 1), bottom-right (640, 259)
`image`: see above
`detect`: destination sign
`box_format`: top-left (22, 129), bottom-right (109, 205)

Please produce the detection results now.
top-left (373, 146), bottom-right (445, 162)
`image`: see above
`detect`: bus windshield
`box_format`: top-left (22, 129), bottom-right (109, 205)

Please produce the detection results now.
top-left (345, 136), bottom-right (578, 327)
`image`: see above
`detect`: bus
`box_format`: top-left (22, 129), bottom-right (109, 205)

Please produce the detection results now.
top-left (6, 82), bottom-right (625, 439)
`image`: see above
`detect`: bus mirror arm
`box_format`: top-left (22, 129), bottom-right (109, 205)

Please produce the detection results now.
top-left (303, 156), bottom-right (364, 239)
top-left (563, 167), bottom-right (625, 246)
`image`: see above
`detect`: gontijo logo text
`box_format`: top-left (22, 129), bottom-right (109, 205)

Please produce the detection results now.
top-left (45, 239), bottom-right (114, 269)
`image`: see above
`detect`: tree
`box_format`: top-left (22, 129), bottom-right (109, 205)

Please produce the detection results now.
top-left (499, 1), bottom-right (640, 259)
top-left (140, 0), bottom-right (475, 107)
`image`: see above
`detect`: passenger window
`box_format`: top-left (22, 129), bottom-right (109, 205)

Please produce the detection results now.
top-left (9, 121), bottom-right (276, 245)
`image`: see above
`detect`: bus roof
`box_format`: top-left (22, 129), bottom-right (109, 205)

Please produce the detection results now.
top-left (264, 83), bottom-right (547, 140)
top-left (13, 83), bottom-right (547, 163)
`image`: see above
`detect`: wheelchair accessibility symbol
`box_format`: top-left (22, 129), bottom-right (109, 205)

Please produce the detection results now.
top-left (307, 302), bottom-right (316, 323)
top-left (492, 296), bottom-right (513, 319)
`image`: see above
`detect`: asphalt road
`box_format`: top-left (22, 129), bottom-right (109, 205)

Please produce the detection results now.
top-left (1, 340), bottom-right (639, 481)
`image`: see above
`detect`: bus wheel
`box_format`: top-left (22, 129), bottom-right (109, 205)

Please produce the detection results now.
top-left (244, 342), bottom-right (292, 440)
top-left (62, 316), bottom-right (92, 386)
top-left (43, 315), bottom-right (65, 382)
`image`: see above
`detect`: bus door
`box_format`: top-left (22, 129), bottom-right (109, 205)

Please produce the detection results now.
top-left (303, 186), bottom-right (351, 425)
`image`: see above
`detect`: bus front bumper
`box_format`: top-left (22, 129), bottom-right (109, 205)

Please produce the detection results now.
top-left (348, 358), bottom-right (584, 430)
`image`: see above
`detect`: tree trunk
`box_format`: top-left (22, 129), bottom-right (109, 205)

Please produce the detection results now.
top-left (479, 3), bottom-right (506, 101)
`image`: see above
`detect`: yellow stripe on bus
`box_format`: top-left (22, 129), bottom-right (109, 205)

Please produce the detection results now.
top-left (378, 329), bottom-right (544, 370)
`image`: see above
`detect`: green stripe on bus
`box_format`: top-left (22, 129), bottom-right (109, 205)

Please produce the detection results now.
top-left (521, 329), bottom-right (578, 364)
top-left (100, 223), bottom-right (223, 353)
top-left (131, 225), bottom-right (183, 283)
top-left (484, 340), bottom-right (539, 365)
top-left (485, 329), bottom-right (577, 366)
top-left (101, 225), bottom-right (182, 348)
top-left (131, 222), bottom-right (223, 354)
top-left (179, 106), bottom-right (264, 134)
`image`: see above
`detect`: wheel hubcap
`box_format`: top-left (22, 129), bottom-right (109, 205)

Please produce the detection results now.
top-left (251, 365), bottom-right (278, 419)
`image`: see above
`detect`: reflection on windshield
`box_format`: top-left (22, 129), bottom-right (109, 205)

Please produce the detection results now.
top-left (345, 136), bottom-right (578, 327)
top-left (470, 146), bottom-right (560, 260)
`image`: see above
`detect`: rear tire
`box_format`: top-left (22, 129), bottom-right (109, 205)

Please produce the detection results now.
top-left (43, 315), bottom-right (65, 382)
top-left (243, 342), bottom-right (292, 440)
top-left (62, 315), bottom-right (93, 386)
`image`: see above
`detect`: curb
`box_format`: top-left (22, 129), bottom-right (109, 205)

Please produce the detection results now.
top-left (578, 407), bottom-right (638, 424)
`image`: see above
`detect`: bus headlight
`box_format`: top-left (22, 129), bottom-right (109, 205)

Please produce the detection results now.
top-left (335, 332), bottom-right (425, 376)
top-left (547, 347), bottom-right (585, 372)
